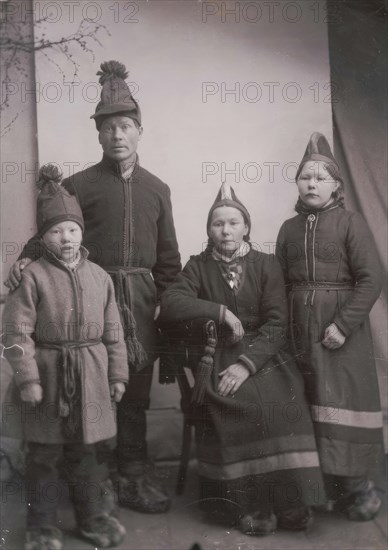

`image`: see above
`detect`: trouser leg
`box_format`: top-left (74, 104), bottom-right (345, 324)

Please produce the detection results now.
top-left (63, 442), bottom-right (111, 525)
top-left (116, 364), bottom-right (153, 471)
top-left (63, 442), bottom-right (126, 546)
top-left (114, 364), bottom-right (170, 513)
top-left (25, 443), bottom-right (62, 529)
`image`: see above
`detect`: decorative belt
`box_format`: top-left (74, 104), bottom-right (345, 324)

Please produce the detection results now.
top-left (104, 266), bottom-right (151, 275)
top-left (104, 267), bottom-right (149, 369)
top-left (37, 340), bottom-right (101, 437)
top-left (292, 281), bottom-right (354, 291)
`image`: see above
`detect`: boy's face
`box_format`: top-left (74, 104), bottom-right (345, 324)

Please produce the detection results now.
top-left (98, 115), bottom-right (143, 164)
top-left (297, 161), bottom-right (339, 209)
top-left (42, 221), bottom-right (82, 263)
top-left (209, 206), bottom-right (248, 257)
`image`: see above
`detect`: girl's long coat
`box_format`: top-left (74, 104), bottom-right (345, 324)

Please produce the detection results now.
top-left (161, 249), bottom-right (325, 517)
top-left (2, 248), bottom-right (128, 444)
top-left (276, 205), bottom-right (383, 477)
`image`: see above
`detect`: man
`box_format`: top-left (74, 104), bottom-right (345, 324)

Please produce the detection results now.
top-left (6, 60), bottom-right (181, 513)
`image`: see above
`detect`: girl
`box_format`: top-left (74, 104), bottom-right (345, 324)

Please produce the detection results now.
top-left (160, 182), bottom-right (326, 535)
top-left (276, 132), bottom-right (383, 521)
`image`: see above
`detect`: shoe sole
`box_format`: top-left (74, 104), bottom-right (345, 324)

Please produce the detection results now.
top-left (118, 496), bottom-right (171, 514)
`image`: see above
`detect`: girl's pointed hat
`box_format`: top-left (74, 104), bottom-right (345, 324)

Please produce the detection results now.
top-left (296, 132), bottom-right (341, 181)
top-left (90, 60), bottom-right (141, 130)
top-left (207, 182), bottom-right (251, 237)
top-left (36, 164), bottom-right (84, 236)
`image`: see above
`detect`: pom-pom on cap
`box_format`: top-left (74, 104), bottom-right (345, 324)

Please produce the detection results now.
top-left (36, 163), bottom-right (84, 236)
top-left (36, 163), bottom-right (62, 191)
top-left (90, 60), bottom-right (141, 128)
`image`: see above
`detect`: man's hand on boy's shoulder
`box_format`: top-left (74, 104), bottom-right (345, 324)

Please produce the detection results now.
top-left (4, 258), bottom-right (33, 291)
top-left (110, 382), bottom-right (126, 403)
top-left (20, 383), bottom-right (43, 405)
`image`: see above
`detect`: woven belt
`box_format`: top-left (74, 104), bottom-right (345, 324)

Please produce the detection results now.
top-left (104, 266), bottom-right (149, 368)
top-left (292, 281), bottom-right (354, 291)
top-left (37, 340), bottom-right (101, 437)
top-left (104, 266), bottom-right (151, 275)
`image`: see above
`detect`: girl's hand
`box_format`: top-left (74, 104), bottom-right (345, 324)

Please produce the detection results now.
top-left (20, 383), bottom-right (43, 405)
top-left (224, 310), bottom-right (245, 344)
top-left (322, 323), bottom-right (346, 350)
top-left (218, 362), bottom-right (250, 397)
top-left (110, 382), bottom-right (126, 402)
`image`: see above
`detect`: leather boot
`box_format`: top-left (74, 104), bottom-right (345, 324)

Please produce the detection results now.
top-left (117, 460), bottom-right (170, 513)
top-left (334, 480), bottom-right (381, 521)
top-left (71, 479), bottom-right (126, 547)
top-left (239, 510), bottom-right (277, 536)
top-left (277, 506), bottom-right (314, 530)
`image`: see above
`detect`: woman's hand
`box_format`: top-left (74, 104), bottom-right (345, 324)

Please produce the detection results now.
top-left (218, 362), bottom-right (250, 397)
top-left (322, 323), bottom-right (346, 350)
top-left (110, 382), bottom-right (126, 402)
top-left (20, 383), bottom-right (43, 405)
top-left (4, 258), bottom-right (32, 291)
top-left (224, 309), bottom-right (245, 344)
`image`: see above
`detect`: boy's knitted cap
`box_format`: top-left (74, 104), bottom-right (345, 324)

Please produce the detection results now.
top-left (207, 182), bottom-right (251, 237)
top-left (90, 60), bottom-right (141, 130)
top-left (296, 132), bottom-right (341, 181)
top-left (36, 164), bottom-right (84, 236)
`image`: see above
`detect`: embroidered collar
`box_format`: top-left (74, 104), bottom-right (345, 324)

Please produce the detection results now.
top-left (101, 154), bottom-right (140, 179)
top-left (295, 198), bottom-right (341, 216)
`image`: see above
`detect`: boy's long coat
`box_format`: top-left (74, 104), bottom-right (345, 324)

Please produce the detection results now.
top-left (276, 204), bottom-right (383, 477)
top-left (2, 249), bottom-right (128, 444)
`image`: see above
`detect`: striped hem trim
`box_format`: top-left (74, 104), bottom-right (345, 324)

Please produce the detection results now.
top-left (198, 451), bottom-right (320, 480)
top-left (311, 405), bottom-right (383, 429)
top-left (198, 434), bottom-right (318, 464)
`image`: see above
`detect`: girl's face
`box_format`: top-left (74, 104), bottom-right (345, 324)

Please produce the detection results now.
top-left (297, 161), bottom-right (339, 209)
top-left (209, 206), bottom-right (248, 256)
top-left (42, 220), bottom-right (82, 263)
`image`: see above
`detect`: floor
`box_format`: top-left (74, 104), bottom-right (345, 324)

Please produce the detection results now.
top-left (0, 459), bottom-right (386, 550)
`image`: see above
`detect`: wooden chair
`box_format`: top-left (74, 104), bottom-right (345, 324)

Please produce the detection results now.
top-left (158, 318), bottom-right (217, 495)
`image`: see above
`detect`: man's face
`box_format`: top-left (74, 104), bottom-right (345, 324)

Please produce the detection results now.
top-left (98, 116), bottom-right (142, 163)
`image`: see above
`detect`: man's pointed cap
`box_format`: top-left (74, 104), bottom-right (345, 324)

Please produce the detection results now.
top-left (90, 60), bottom-right (141, 129)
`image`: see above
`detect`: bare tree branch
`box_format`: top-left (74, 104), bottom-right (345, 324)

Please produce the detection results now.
top-left (0, 12), bottom-right (110, 132)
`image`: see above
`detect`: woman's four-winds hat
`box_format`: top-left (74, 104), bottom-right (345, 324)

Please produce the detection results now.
top-left (296, 131), bottom-right (342, 182)
top-left (90, 60), bottom-right (141, 130)
top-left (36, 164), bottom-right (84, 236)
top-left (207, 181), bottom-right (251, 238)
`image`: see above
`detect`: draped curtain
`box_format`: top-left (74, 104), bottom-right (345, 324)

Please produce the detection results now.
top-left (328, 0), bottom-right (387, 447)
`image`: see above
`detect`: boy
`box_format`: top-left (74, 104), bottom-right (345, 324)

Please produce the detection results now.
top-left (2, 164), bottom-right (129, 549)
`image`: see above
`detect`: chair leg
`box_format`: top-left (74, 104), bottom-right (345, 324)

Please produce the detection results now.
top-left (176, 418), bottom-right (192, 495)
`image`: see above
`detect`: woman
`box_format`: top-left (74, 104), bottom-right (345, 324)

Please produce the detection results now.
top-left (160, 183), bottom-right (326, 535)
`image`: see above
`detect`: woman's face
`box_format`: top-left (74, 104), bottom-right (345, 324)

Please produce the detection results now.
top-left (209, 206), bottom-right (248, 256)
top-left (297, 161), bottom-right (339, 209)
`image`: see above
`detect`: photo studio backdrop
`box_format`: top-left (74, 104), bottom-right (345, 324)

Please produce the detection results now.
top-left (1, 0), bottom-right (386, 461)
